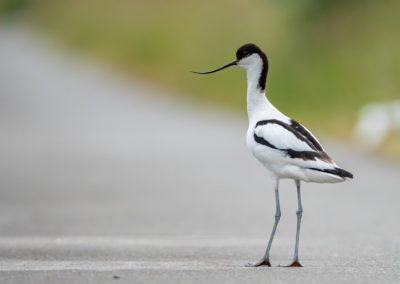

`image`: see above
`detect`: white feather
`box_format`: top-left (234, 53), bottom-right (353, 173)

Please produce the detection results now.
top-left (254, 123), bottom-right (314, 152)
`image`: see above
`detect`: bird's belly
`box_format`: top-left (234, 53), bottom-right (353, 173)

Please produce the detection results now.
top-left (246, 133), bottom-right (310, 181)
top-left (247, 134), bottom-right (283, 170)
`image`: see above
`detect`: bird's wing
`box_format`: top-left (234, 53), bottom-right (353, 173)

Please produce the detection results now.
top-left (254, 119), bottom-right (335, 166)
top-left (289, 119), bottom-right (325, 151)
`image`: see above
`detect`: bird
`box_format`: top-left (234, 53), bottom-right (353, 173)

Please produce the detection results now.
top-left (192, 43), bottom-right (353, 267)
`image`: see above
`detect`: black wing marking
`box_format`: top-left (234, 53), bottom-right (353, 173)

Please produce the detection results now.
top-left (256, 119), bottom-right (318, 150)
top-left (309, 167), bottom-right (354, 179)
top-left (290, 119), bottom-right (323, 151)
top-left (254, 119), bottom-right (332, 162)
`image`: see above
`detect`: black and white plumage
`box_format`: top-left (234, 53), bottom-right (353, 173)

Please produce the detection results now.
top-left (193, 43), bottom-right (353, 267)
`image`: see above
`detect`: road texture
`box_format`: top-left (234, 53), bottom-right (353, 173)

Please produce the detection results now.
top-left (0, 24), bottom-right (399, 283)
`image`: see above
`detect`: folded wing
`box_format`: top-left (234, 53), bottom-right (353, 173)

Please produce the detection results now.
top-left (254, 119), bottom-right (334, 166)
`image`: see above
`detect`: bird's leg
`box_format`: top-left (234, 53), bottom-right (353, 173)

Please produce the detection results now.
top-left (279, 180), bottom-right (303, 267)
top-left (246, 184), bottom-right (281, 267)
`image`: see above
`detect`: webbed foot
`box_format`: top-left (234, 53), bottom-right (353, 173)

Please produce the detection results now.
top-left (278, 259), bottom-right (303, 267)
top-left (245, 258), bottom-right (272, 267)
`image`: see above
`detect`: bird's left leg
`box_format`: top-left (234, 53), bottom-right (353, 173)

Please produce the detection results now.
top-left (246, 179), bottom-right (281, 267)
top-left (279, 180), bottom-right (303, 267)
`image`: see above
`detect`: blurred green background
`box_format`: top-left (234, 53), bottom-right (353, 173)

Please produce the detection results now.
top-left (1, 0), bottom-right (399, 156)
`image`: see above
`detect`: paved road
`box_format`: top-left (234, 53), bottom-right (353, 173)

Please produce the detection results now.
top-left (0, 24), bottom-right (399, 283)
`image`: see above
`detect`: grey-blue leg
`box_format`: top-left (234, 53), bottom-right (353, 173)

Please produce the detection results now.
top-left (279, 180), bottom-right (303, 267)
top-left (246, 183), bottom-right (281, 267)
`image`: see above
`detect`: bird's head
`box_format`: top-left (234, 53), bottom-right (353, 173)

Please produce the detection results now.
top-left (235, 43), bottom-right (268, 71)
top-left (192, 43), bottom-right (269, 90)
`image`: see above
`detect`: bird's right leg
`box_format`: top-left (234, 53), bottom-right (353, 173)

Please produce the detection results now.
top-left (246, 183), bottom-right (281, 267)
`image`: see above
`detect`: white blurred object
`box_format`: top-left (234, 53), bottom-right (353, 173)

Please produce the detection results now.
top-left (354, 100), bottom-right (400, 149)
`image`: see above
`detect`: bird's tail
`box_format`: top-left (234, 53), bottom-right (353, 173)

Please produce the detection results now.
top-left (334, 167), bottom-right (353, 179)
top-left (310, 167), bottom-right (353, 180)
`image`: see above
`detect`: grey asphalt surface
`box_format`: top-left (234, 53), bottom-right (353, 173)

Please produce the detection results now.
top-left (1, 24), bottom-right (400, 283)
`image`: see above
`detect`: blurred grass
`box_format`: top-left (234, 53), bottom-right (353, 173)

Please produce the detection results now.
top-left (1, 0), bottom-right (400, 139)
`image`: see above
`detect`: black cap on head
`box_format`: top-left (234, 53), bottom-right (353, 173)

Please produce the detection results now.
top-left (236, 43), bottom-right (267, 62)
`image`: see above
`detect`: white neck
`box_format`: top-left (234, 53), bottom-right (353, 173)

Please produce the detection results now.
top-left (245, 65), bottom-right (270, 122)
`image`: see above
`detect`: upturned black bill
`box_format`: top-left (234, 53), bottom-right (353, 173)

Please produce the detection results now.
top-left (192, 60), bottom-right (237, 74)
